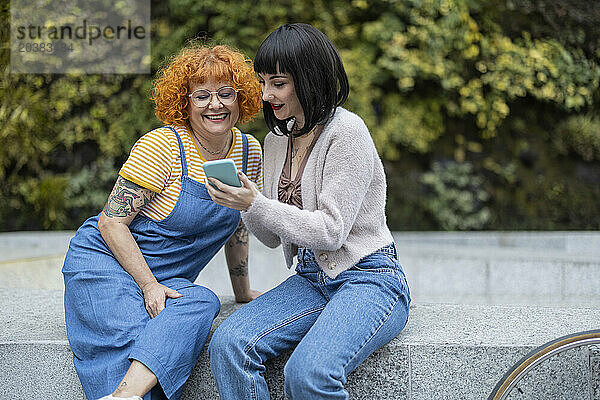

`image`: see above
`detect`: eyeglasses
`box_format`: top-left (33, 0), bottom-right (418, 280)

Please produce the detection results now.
top-left (188, 87), bottom-right (239, 107)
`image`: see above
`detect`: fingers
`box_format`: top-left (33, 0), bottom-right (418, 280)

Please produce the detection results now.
top-left (144, 285), bottom-right (182, 318)
top-left (207, 177), bottom-right (227, 192)
top-left (205, 179), bottom-right (218, 196)
top-left (234, 289), bottom-right (263, 303)
top-left (238, 172), bottom-right (251, 188)
top-left (207, 178), bottom-right (242, 208)
top-left (207, 178), bottom-right (228, 196)
top-left (205, 175), bottom-right (256, 211)
top-left (206, 178), bottom-right (229, 198)
top-left (251, 290), bottom-right (262, 300)
top-left (239, 172), bottom-right (259, 198)
top-left (145, 304), bottom-right (154, 318)
top-left (166, 288), bottom-right (182, 298)
top-left (155, 302), bottom-right (165, 317)
top-left (145, 296), bottom-right (163, 318)
top-left (205, 179), bottom-right (226, 204)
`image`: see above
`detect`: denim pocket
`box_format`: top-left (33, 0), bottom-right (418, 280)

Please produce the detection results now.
top-left (351, 251), bottom-right (399, 274)
top-left (295, 248), bottom-right (320, 275)
top-left (351, 263), bottom-right (398, 273)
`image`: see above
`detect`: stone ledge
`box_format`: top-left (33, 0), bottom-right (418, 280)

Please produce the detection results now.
top-left (1, 289), bottom-right (599, 399)
top-left (4, 232), bottom-right (600, 308)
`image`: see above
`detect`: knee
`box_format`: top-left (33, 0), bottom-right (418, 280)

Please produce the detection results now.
top-left (284, 352), bottom-right (318, 395)
top-left (285, 351), bottom-right (342, 397)
top-left (208, 325), bottom-right (226, 362)
top-left (203, 288), bottom-right (221, 316)
top-left (209, 317), bottom-right (247, 353)
top-left (186, 286), bottom-right (221, 317)
top-left (209, 320), bottom-right (247, 365)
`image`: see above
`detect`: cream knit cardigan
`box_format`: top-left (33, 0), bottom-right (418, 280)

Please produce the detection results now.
top-left (242, 107), bottom-right (394, 279)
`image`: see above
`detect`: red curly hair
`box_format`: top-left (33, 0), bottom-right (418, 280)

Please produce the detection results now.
top-left (152, 44), bottom-right (262, 125)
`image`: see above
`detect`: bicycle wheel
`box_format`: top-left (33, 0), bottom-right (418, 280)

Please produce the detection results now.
top-left (488, 329), bottom-right (600, 400)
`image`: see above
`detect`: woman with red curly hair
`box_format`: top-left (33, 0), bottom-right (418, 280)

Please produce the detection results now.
top-left (62, 44), bottom-right (263, 400)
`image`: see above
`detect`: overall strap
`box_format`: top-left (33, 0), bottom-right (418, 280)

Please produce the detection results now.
top-left (166, 126), bottom-right (188, 177)
top-left (241, 133), bottom-right (249, 174)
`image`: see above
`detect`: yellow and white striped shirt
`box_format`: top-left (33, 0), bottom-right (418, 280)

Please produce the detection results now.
top-left (119, 125), bottom-right (263, 221)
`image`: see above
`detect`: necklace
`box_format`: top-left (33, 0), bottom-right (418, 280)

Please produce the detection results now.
top-left (291, 145), bottom-right (304, 160)
top-left (189, 125), bottom-right (229, 155)
top-left (291, 125), bottom-right (317, 160)
top-left (198, 137), bottom-right (228, 155)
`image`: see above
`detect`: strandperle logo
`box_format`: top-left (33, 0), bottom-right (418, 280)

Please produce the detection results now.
top-left (10, 0), bottom-right (150, 74)
top-left (15, 20), bottom-right (147, 46)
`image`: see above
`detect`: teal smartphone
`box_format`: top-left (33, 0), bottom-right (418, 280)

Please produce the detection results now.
top-left (202, 159), bottom-right (242, 189)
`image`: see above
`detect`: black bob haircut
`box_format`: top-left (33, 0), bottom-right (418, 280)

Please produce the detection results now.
top-left (254, 23), bottom-right (349, 137)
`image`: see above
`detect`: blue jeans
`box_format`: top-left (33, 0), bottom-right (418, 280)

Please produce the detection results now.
top-left (209, 244), bottom-right (410, 400)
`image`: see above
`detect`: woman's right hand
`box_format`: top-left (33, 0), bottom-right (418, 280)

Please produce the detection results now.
top-left (141, 281), bottom-right (183, 318)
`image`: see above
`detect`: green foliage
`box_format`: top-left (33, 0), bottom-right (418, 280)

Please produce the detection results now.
top-left (421, 161), bottom-right (491, 230)
top-left (354, 0), bottom-right (600, 148)
top-left (385, 95), bottom-right (444, 155)
top-left (64, 157), bottom-right (120, 222)
top-left (0, 0), bottom-right (599, 230)
top-left (17, 175), bottom-right (69, 229)
top-left (486, 0), bottom-right (600, 60)
top-left (553, 114), bottom-right (600, 161)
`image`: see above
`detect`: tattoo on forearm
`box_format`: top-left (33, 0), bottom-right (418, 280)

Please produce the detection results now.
top-left (226, 221), bottom-right (249, 277)
top-left (103, 176), bottom-right (154, 218)
top-left (228, 259), bottom-right (248, 277)
top-left (228, 221), bottom-right (248, 247)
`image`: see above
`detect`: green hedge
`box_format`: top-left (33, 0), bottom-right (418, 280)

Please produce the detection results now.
top-left (1, 0), bottom-right (599, 230)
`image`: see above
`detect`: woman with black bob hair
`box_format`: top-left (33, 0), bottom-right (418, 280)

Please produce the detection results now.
top-left (207, 23), bottom-right (411, 399)
top-left (255, 22), bottom-right (349, 137)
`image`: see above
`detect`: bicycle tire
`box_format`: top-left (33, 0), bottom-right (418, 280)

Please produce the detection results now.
top-left (488, 329), bottom-right (600, 400)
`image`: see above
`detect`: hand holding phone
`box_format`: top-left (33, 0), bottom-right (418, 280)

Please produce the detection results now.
top-left (202, 159), bottom-right (242, 190)
top-left (204, 163), bottom-right (260, 211)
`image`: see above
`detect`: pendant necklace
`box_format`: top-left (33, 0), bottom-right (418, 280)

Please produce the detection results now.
top-left (190, 125), bottom-right (229, 155)
top-left (291, 125), bottom-right (317, 160)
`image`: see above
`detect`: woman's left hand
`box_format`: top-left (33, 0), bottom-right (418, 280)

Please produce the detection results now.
top-left (206, 171), bottom-right (260, 211)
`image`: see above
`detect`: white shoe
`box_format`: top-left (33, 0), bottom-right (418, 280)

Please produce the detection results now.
top-left (97, 395), bottom-right (143, 400)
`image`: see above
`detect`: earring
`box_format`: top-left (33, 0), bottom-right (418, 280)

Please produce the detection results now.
top-left (286, 117), bottom-right (296, 132)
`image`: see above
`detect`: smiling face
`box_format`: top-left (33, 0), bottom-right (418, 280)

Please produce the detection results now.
top-left (187, 78), bottom-right (240, 140)
top-left (258, 71), bottom-right (305, 128)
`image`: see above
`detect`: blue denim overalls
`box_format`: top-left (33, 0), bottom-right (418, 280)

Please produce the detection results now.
top-left (62, 127), bottom-right (248, 400)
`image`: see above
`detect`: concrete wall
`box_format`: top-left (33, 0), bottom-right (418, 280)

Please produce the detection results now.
top-left (1, 231), bottom-right (599, 306)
